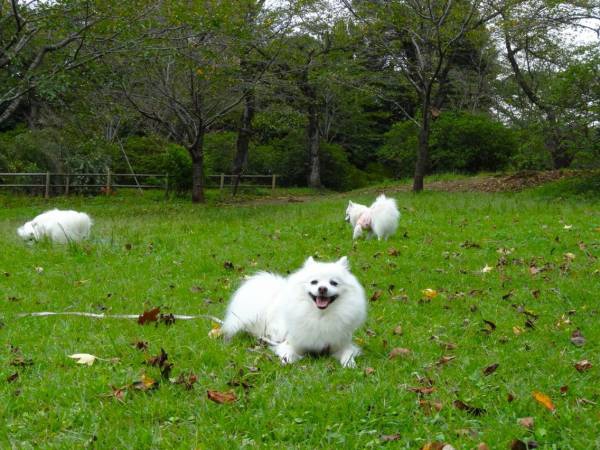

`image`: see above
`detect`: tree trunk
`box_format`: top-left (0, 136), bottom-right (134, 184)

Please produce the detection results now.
top-left (413, 96), bottom-right (431, 193)
top-left (232, 87), bottom-right (255, 196)
top-left (307, 100), bottom-right (321, 188)
top-left (545, 112), bottom-right (572, 169)
top-left (189, 133), bottom-right (205, 203)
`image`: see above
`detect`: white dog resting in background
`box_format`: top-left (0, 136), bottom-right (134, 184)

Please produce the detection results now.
top-left (345, 194), bottom-right (400, 240)
top-left (17, 209), bottom-right (92, 243)
top-left (222, 256), bottom-right (367, 368)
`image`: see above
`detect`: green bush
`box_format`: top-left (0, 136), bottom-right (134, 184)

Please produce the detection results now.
top-left (161, 144), bottom-right (192, 192)
top-left (377, 112), bottom-right (517, 176)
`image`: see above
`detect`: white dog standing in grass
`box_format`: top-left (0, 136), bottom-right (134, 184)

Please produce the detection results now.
top-left (345, 194), bottom-right (400, 240)
top-left (222, 256), bottom-right (367, 368)
top-left (17, 209), bottom-right (92, 243)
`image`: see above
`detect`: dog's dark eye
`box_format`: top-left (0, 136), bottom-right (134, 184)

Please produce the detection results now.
top-left (330, 280), bottom-right (338, 286)
top-left (310, 280), bottom-right (318, 285)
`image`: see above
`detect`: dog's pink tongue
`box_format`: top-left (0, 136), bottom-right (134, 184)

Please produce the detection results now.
top-left (316, 296), bottom-right (329, 308)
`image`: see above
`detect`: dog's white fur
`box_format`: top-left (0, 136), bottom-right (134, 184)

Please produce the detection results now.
top-left (222, 256), bottom-right (367, 367)
top-left (17, 209), bottom-right (92, 243)
top-left (345, 194), bottom-right (400, 240)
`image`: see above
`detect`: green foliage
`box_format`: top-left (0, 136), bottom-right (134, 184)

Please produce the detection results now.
top-left (430, 112), bottom-right (516, 173)
top-left (378, 113), bottom-right (517, 176)
top-left (204, 131), bottom-right (238, 174)
top-left (161, 144), bottom-right (192, 192)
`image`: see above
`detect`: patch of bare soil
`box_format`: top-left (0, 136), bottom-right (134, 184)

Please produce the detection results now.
top-left (390, 170), bottom-right (578, 193)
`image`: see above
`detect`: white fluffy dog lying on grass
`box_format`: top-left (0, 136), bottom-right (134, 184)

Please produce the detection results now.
top-left (345, 194), bottom-right (400, 240)
top-left (17, 209), bottom-right (92, 243)
top-left (222, 256), bottom-right (367, 368)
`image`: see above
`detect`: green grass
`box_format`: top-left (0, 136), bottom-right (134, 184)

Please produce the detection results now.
top-left (1, 183), bottom-right (599, 449)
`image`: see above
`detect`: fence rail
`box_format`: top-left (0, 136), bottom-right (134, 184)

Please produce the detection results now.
top-left (0, 171), bottom-right (278, 197)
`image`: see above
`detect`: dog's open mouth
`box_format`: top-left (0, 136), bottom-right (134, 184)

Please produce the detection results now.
top-left (309, 293), bottom-right (339, 309)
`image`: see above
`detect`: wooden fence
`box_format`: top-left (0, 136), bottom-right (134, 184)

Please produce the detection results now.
top-left (207, 174), bottom-right (278, 190)
top-left (0, 171), bottom-right (278, 197)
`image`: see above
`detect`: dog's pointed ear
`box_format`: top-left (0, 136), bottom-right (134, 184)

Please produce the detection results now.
top-left (304, 256), bottom-right (316, 267)
top-left (337, 256), bottom-right (350, 270)
top-left (348, 200), bottom-right (353, 206)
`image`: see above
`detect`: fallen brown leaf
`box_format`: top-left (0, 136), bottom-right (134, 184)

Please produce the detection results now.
top-left (146, 348), bottom-right (173, 379)
top-left (559, 385), bottom-right (569, 394)
top-left (207, 389), bottom-right (237, 404)
top-left (9, 356), bottom-right (33, 367)
top-left (518, 417), bottom-right (534, 429)
top-left (364, 367), bottom-right (375, 376)
top-left (481, 319), bottom-right (497, 334)
top-left (570, 329), bottom-right (586, 347)
top-left (510, 439), bottom-right (539, 449)
top-left (172, 373), bottom-right (198, 390)
top-left (507, 392), bottom-right (516, 402)
top-left (574, 359), bottom-right (592, 372)
top-left (132, 340), bottom-right (148, 351)
top-left (482, 363), bottom-right (499, 376)
top-left (137, 307), bottom-right (160, 325)
top-left (477, 444), bottom-right (490, 450)
top-left (370, 290), bottom-right (383, 302)
top-left (7, 372), bottom-right (18, 383)
top-left (419, 399), bottom-right (443, 415)
top-left (132, 374), bottom-right (158, 391)
top-left (532, 390), bottom-right (555, 412)
top-left (111, 386), bottom-right (127, 402)
top-left (437, 355), bottom-right (456, 366)
top-left (389, 347), bottom-right (411, 359)
top-left (393, 325), bottom-right (403, 335)
top-left (223, 261), bottom-right (234, 270)
top-left (380, 433), bottom-right (401, 442)
top-left (388, 247), bottom-right (400, 256)
top-left (453, 399), bottom-right (486, 416)
top-left (407, 386), bottom-right (436, 395)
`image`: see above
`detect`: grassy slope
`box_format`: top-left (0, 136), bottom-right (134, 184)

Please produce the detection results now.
top-left (0, 183), bottom-right (599, 449)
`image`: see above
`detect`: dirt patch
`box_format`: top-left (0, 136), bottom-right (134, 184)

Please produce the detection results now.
top-left (388, 170), bottom-right (578, 194)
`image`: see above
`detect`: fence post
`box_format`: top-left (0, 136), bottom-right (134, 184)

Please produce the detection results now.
top-left (220, 173), bottom-right (225, 190)
top-left (65, 174), bottom-right (70, 195)
top-left (106, 168), bottom-right (111, 194)
top-left (44, 172), bottom-right (50, 198)
top-left (164, 174), bottom-right (169, 198)
top-left (272, 174), bottom-right (277, 190)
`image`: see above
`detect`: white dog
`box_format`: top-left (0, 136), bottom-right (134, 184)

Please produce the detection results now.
top-left (345, 194), bottom-right (400, 240)
top-left (222, 256), bottom-right (367, 368)
top-left (17, 209), bottom-right (92, 243)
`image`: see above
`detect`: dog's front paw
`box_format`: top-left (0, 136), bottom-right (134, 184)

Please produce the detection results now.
top-left (335, 344), bottom-right (361, 368)
top-left (341, 357), bottom-right (357, 368)
top-left (273, 342), bottom-right (302, 365)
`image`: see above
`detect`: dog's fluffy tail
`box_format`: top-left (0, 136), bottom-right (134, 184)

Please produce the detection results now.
top-left (370, 194), bottom-right (400, 239)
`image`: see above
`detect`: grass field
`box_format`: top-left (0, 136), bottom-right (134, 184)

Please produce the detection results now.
top-left (1, 178), bottom-right (599, 449)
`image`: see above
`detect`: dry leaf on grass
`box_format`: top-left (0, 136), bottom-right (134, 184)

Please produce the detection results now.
top-left (380, 433), bottom-right (401, 442)
top-left (570, 329), bottom-right (586, 347)
top-left (453, 399), bottom-right (486, 416)
top-left (132, 374), bottom-right (158, 391)
top-left (518, 417), bottom-right (534, 429)
top-left (393, 325), bottom-right (403, 335)
top-left (574, 360), bottom-right (592, 372)
top-left (510, 439), bottom-right (539, 449)
top-left (532, 390), bottom-right (555, 412)
top-left (7, 372), bottom-right (18, 383)
top-left (482, 363), bottom-right (499, 375)
top-left (389, 347), bottom-right (411, 359)
top-left (137, 307), bottom-right (160, 325)
top-left (436, 355), bottom-right (456, 366)
top-left (481, 264), bottom-right (493, 273)
top-left (68, 353), bottom-right (97, 366)
top-left (419, 399), bottom-right (443, 415)
top-left (407, 386), bottom-right (436, 395)
top-left (422, 288), bottom-right (438, 299)
top-left (370, 290), bottom-right (383, 302)
top-left (207, 390), bottom-right (237, 404)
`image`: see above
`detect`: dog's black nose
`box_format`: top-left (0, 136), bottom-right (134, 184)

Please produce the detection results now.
top-left (318, 286), bottom-right (328, 295)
